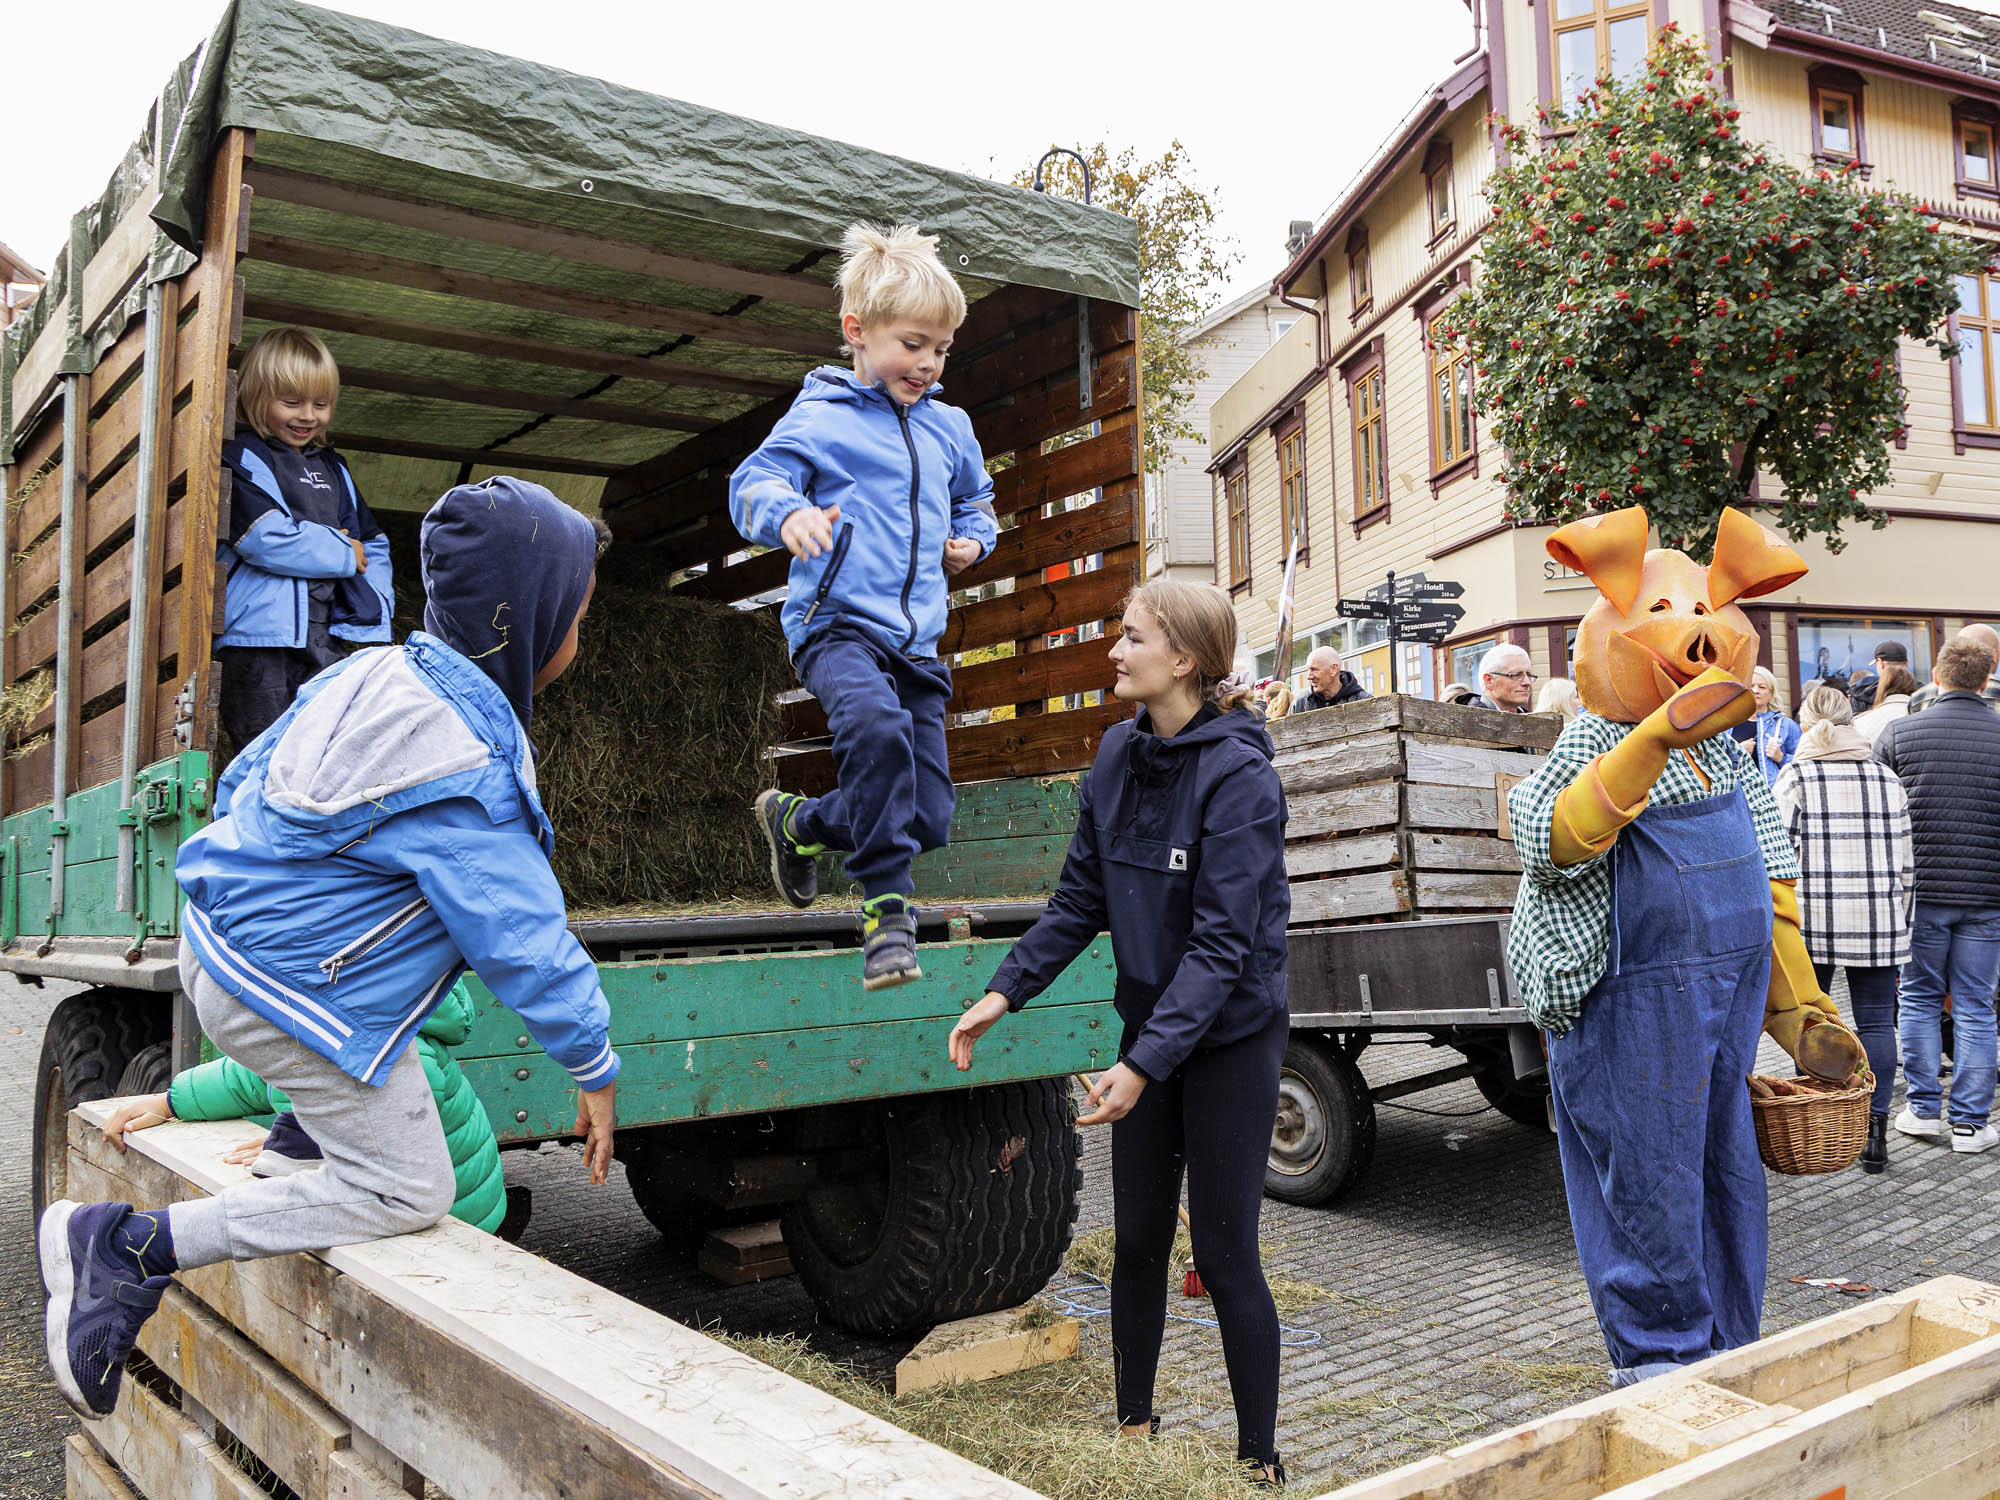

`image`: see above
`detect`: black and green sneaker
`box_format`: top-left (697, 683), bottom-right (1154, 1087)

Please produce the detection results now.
top-left (753, 790), bottom-right (822, 909)
top-left (860, 894), bottom-right (921, 990)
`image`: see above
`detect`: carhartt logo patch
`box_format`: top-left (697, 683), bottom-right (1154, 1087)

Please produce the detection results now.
top-left (1169, 849), bottom-right (1188, 871)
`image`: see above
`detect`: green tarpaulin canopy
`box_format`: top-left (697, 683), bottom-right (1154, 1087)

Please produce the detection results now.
top-left (4, 0), bottom-right (1139, 510)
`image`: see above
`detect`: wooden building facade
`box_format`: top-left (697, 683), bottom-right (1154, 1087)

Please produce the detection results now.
top-left (1213, 0), bottom-right (2000, 707)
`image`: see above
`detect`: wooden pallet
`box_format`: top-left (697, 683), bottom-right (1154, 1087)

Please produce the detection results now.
top-left (1272, 696), bottom-right (1558, 928)
top-left (1313, 1275), bottom-right (2000, 1499)
top-left (62, 1102), bottom-right (1038, 1500)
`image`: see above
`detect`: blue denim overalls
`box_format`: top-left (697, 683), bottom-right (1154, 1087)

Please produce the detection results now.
top-left (1546, 784), bottom-right (1774, 1386)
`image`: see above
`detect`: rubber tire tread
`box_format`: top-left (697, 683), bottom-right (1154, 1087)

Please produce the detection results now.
top-left (116, 1041), bottom-right (175, 1098)
top-left (782, 1079), bottom-right (1083, 1338)
top-left (623, 1138), bottom-right (769, 1251)
top-left (31, 990), bottom-right (170, 1216)
top-left (1263, 1037), bottom-right (1377, 1207)
top-left (1472, 1050), bottom-right (1554, 1128)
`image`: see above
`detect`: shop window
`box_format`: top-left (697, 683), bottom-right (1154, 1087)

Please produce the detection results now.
top-left (1798, 616), bottom-right (1933, 689)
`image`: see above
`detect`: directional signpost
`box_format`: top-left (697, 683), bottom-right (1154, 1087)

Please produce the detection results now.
top-left (1334, 571), bottom-right (1467, 692)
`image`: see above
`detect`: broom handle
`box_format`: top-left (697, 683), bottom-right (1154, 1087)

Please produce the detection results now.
top-left (1076, 1071), bottom-right (1194, 1234)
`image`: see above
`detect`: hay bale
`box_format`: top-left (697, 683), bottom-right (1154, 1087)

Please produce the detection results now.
top-left (372, 507), bottom-right (792, 907)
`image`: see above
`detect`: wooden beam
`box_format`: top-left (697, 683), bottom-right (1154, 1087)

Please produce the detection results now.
top-left (244, 295), bottom-right (794, 400)
top-left (893, 1306), bottom-right (1080, 1397)
top-left (971, 352), bottom-right (1135, 458)
top-left (246, 164), bottom-right (841, 311)
top-left (329, 433), bottom-right (628, 478)
top-left (951, 302), bottom-right (1136, 411)
top-left (778, 699), bottom-right (1130, 795)
top-left (601, 391), bottom-right (797, 529)
top-left (333, 365), bottom-right (711, 432)
top-left (175, 128), bottom-right (252, 757)
top-left (134, 279), bottom-right (182, 765)
top-left (672, 547), bottom-right (787, 604)
top-left (253, 234), bottom-right (832, 357)
top-left (940, 557), bottom-right (1134, 656)
top-left (781, 636), bottom-right (1118, 738)
top-left (990, 426), bottom-right (1140, 520)
top-left (956, 491), bottom-right (1137, 593)
top-left (68, 1106), bottom-right (1040, 1500)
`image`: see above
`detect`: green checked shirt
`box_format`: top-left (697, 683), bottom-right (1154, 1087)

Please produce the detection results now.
top-left (1506, 712), bottom-right (1797, 1036)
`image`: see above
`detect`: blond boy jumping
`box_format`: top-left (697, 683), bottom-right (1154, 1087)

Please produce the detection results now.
top-left (731, 225), bottom-right (997, 987)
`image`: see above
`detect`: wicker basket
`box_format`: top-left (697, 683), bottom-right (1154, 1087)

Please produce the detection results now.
top-left (1749, 1074), bottom-right (1872, 1175)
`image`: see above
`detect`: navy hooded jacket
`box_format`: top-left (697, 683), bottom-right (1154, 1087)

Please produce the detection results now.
top-left (988, 704), bottom-right (1290, 1082)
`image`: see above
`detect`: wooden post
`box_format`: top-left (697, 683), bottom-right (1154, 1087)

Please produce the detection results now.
top-left (134, 279), bottom-right (180, 763)
top-left (173, 128), bottom-right (251, 757)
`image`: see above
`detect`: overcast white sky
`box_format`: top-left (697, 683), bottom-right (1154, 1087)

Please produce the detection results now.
top-left (5, 0), bottom-right (1479, 306)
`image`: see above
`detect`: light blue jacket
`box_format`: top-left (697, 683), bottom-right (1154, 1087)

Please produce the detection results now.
top-left (219, 436), bottom-right (395, 650)
top-left (728, 367), bottom-right (998, 659)
top-left (176, 633), bottom-right (616, 1091)
top-left (1751, 708), bottom-right (1801, 788)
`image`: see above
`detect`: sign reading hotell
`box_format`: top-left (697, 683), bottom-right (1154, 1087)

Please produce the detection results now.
top-left (1335, 572), bottom-right (1467, 687)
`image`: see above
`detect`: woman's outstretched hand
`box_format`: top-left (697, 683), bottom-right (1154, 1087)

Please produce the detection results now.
top-left (1078, 1063), bottom-right (1147, 1126)
top-left (949, 992), bottom-right (1011, 1071)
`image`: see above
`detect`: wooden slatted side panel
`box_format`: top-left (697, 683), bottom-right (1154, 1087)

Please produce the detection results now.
top-left (765, 284), bottom-right (1143, 794)
top-left (2, 133), bottom-right (246, 814)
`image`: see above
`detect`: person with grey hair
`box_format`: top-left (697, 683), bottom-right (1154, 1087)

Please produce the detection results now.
top-left (1470, 643), bottom-right (1534, 712)
top-left (1911, 624), bottom-right (2000, 713)
top-left (1773, 684), bottom-right (1913, 1173)
top-left (1293, 644), bottom-right (1370, 714)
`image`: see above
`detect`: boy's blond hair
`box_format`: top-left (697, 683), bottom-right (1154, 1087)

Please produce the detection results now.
top-left (238, 327), bottom-right (340, 441)
top-left (837, 224), bottom-right (966, 351)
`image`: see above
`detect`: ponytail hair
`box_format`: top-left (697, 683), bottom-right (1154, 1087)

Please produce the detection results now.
top-left (1124, 578), bottom-right (1258, 713)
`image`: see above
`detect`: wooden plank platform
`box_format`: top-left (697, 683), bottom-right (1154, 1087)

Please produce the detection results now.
top-left (65, 1101), bottom-right (1037, 1500)
top-left (893, 1305), bottom-right (1081, 1397)
top-left (1312, 1275), bottom-right (2000, 1500)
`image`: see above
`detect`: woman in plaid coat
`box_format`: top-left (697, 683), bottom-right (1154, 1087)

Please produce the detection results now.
top-left (1774, 685), bottom-right (1915, 1173)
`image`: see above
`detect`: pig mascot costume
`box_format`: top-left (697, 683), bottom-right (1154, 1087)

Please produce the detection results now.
top-left (1507, 505), bottom-right (1866, 1386)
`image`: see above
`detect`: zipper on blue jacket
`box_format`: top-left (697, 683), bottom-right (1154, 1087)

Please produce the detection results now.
top-left (317, 896), bottom-right (430, 984)
top-left (894, 402), bottom-right (921, 651)
top-left (802, 522), bottom-right (854, 627)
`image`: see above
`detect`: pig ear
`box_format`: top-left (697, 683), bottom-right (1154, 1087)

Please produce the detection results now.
top-left (1547, 506), bottom-right (1650, 615)
top-left (1708, 507), bottom-right (1807, 609)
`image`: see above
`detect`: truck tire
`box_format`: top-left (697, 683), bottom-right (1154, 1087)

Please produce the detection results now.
top-left (117, 1041), bottom-right (176, 1097)
top-left (1472, 1049), bottom-right (1554, 1128)
top-left (781, 1079), bottom-right (1082, 1338)
top-left (624, 1144), bottom-right (768, 1251)
top-left (32, 991), bottom-right (170, 1216)
top-left (1265, 1036), bottom-right (1376, 1207)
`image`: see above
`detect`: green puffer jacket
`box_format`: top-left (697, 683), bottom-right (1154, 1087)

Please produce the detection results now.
top-left (167, 978), bottom-right (505, 1233)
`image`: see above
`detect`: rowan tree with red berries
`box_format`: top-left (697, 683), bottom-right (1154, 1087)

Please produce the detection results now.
top-left (1441, 25), bottom-right (1986, 551)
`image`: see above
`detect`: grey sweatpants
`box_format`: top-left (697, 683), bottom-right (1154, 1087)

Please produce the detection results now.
top-left (165, 937), bottom-right (456, 1269)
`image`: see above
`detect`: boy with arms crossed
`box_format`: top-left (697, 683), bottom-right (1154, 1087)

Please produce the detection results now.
top-left (735, 225), bottom-right (998, 988)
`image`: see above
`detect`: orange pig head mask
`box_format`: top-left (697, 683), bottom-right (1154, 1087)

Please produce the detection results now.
top-left (1549, 506), bottom-right (1808, 724)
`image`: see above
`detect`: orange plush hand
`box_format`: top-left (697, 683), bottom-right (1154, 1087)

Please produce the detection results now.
top-left (1550, 668), bottom-right (1753, 866)
top-left (1765, 879), bottom-right (1868, 1083)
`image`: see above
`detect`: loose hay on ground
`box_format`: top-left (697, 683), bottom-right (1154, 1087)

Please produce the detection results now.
top-left (375, 508), bottom-right (792, 907)
top-left (722, 1332), bottom-right (1264, 1500)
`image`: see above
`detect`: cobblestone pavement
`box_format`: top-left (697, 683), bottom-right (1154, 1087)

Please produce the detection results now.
top-left (7, 978), bottom-right (2000, 1496)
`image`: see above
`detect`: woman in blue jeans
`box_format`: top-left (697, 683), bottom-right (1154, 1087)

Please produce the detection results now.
top-left (1773, 685), bottom-right (1913, 1171)
top-left (948, 578), bottom-right (1290, 1488)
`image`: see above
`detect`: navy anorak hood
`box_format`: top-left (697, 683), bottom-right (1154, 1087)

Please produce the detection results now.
top-left (988, 702), bottom-right (1290, 1082)
top-left (421, 478), bottom-right (597, 731)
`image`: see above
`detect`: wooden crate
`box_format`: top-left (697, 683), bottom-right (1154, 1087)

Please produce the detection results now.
top-left (1271, 696), bottom-right (1559, 929)
top-left (1314, 1274), bottom-right (2000, 1500)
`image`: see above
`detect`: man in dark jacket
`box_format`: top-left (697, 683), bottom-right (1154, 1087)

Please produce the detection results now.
top-left (1293, 646), bottom-right (1370, 713)
top-left (1876, 635), bottom-right (2000, 1155)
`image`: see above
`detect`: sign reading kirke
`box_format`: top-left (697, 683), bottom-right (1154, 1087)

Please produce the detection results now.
top-left (1334, 572), bottom-right (1466, 689)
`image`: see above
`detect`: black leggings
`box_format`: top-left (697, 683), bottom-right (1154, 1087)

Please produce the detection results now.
top-left (1110, 1010), bottom-right (1287, 1464)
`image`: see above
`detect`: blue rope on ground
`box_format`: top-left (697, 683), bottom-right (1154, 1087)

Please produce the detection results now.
top-left (1043, 1274), bottom-right (1324, 1348)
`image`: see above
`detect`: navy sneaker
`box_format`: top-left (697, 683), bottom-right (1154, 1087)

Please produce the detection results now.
top-left (861, 894), bottom-right (921, 990)
top-left (251, 1111), bottom-right (324, 1177)
top-left (39, 1200), bottom-right (172, 1419)
top-left (754, 790), bottom-right (821, 909)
